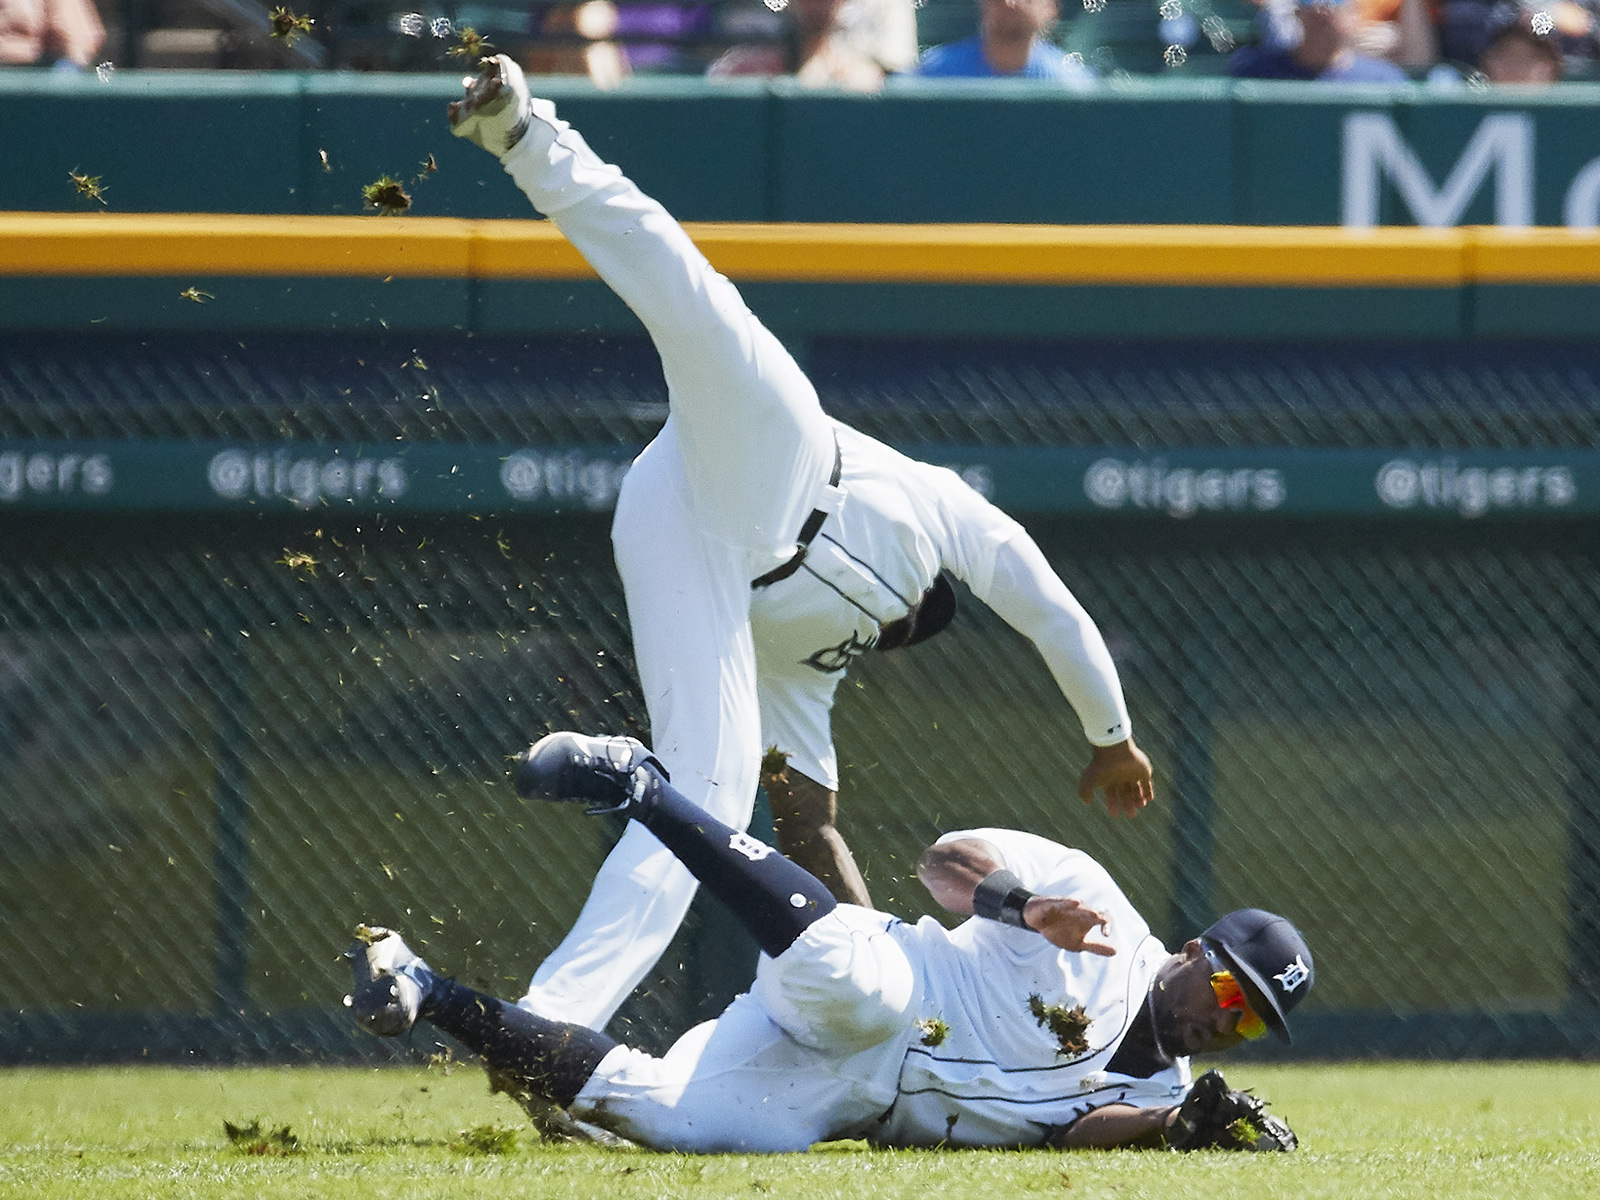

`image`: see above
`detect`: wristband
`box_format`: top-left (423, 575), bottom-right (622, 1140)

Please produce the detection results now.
top-left (972, 868), bottom-right (1036, 928)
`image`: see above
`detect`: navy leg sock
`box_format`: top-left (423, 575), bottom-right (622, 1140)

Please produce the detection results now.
top-left (420, 978), bottom-right (617, 1108)
top-left (632, 766), bottom-right (836, 958)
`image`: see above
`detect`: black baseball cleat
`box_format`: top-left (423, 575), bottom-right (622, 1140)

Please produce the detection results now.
top-left (344, 924), bottom-right (432, 1037)
top-left (448, 54), bottom-right (534, 157)
top-left (513, 731), bottom-right (669, 815)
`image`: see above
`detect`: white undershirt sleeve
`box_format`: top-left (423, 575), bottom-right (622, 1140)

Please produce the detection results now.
top-left (978, 531), bottom-right (1132, 747)
top-left (914, 463), bottom-right (1131, 748)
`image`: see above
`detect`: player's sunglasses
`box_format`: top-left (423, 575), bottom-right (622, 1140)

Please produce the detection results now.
top-left (1203, 946), bottom-right (1268, 1040)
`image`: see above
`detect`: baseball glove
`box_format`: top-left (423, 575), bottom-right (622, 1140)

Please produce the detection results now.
top-left (1164, 1069), bottom-right (1299, 1152)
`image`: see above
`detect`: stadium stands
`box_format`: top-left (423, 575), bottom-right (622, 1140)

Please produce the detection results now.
top-left (100, 0), bottom-right (1263, 76)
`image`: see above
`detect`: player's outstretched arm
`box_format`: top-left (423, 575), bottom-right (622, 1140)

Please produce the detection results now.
top-left (916, 838), bottom-right (1115, 955)
top-left (1050, 1103), bottom-right (1178, 1149)
top-left (1060, 1075), bottom-right (1299, 1152)
top-left (967, 528), bottom-right (1152, 818)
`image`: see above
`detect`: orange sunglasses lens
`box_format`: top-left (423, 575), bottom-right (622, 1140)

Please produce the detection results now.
top-left (1209, 970), bottom-right (1268, 1040)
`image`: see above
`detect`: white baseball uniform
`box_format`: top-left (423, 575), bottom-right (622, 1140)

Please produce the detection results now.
top-left (570, 828), bottom-right (1189, 1152)
top-left (499, 103), bottom-right (1134, 1030)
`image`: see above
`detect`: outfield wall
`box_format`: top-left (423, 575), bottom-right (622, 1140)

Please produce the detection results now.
top-left (2, 218), bottom-right (1599, 1062)
top-left (5, 329), bottom-right (1600, 1063)
top-left (4, 72), bottom-right (1600, 227)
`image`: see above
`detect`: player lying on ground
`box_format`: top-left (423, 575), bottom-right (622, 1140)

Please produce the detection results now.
top-left (446, 56), bottom-right (1157, 1033)
top-left (347, 732), bottom-right (1311, 1152)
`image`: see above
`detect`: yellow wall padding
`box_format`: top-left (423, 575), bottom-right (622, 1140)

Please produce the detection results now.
top-left (4, 214), bottom-right (1600, 286)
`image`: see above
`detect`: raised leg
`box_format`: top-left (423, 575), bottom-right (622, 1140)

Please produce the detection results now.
top-left (474, 57), bottom-right (835, 564)
top-left (517, 449), bottom-right (765, 1028)
top-left (628, 762), bottom-right (838, 958)
top-left (518, 730), bottom-right (838, 959)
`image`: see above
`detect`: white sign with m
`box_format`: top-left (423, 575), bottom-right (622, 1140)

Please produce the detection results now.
top-left (1341, 112), bottom-right (1534, 229)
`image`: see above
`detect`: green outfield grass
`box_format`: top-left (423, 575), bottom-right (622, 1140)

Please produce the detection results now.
top-left (1, 1062), bottom-right (1596, 1199)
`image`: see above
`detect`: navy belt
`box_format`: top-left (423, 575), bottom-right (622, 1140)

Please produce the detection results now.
top-left (751, 438), bottom-right (843, 590)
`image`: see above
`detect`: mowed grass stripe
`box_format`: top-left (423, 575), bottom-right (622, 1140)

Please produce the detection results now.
top-left (0, 1063), bottom-right (1596, 1199)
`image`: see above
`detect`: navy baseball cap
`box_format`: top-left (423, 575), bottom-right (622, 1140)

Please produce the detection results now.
top-left (1201, 909), bottom-right (1314, 1044)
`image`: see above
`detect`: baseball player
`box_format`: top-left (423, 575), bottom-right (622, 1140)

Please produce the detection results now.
top-left (448, 57), bottom-right (1156, 1033)
top-left (347, 731), bottom-right (1312, 1151)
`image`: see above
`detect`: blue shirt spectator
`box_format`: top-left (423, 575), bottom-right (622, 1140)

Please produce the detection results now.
top-left (916, 0), bottom-right (1090, 79)
top-left (918, 31), bottom-right (1080, 78)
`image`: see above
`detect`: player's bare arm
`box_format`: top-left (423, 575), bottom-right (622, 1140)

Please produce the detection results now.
top-left (916, 837), bottom-right (1116, 955)
top-left (1055, 1071), bottom-right (1299, 1151)
top-left (915, 836), bottom-right (1005, 911)
top-left (1049, 1102), bottom-right (1178, 1149)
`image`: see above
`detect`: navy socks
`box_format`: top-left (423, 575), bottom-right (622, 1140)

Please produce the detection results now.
top-left (631, 766), bottom-right (837, 958)
top-left (420, 978), bottom-right (617, 1108)
top-left (411, 756), bottom-right (837, 1109)
top-left (413, 759), bottom-right (839, 1109)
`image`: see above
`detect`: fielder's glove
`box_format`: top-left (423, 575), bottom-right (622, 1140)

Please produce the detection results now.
top-left (1165, 1069), bottom-right (1298, 1152)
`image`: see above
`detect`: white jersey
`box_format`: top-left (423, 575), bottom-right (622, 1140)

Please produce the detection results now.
top-left (502, 97), bottom-right (1134, 1031)
top-left (752, 427), bottom-right (1131, 790)
top-left (573, 829), bottom-right (1188, 1152)
top-left (873, 828), bottom-right (1188, 1147)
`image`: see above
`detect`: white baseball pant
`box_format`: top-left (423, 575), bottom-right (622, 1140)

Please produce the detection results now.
top-left (501, 102), bottom-right (836, 1028)
top-left (571, 905), bottom-right (918, 1152)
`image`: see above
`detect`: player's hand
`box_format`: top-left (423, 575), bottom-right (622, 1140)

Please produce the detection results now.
top-left (1078, 738), bottom-right (1154, 818)
top-left (1023, 896), bottom-right (1116, 956)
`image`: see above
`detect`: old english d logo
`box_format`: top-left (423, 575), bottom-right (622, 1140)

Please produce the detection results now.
top-left (803, 630), bottom-right (878, 674)
top-left (1274, 955), bottom-right (1310, 993)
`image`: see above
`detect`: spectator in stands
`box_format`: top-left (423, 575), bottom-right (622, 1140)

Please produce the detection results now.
top-left (708, 0), bottom-right (884, 90)
top-left (526, 3), bottom-right (634, 88)
top-left (0, 0), bottom-right (103, 66)
top-left (837, 0), bottom-right (920, 73)
top-left (915, 0), bottom-right (1091, 79)
top-left (1254, 0), bottom-right (1439, 69)
top-left (1439, 1), bottom-right (1585, 81)
top-left (1231, 0), bottom-right (1409, 79)
top-left (1479, 11), bottom-right (1564, 79)
top-left (1358, 0), bottom-right (1440, 66)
